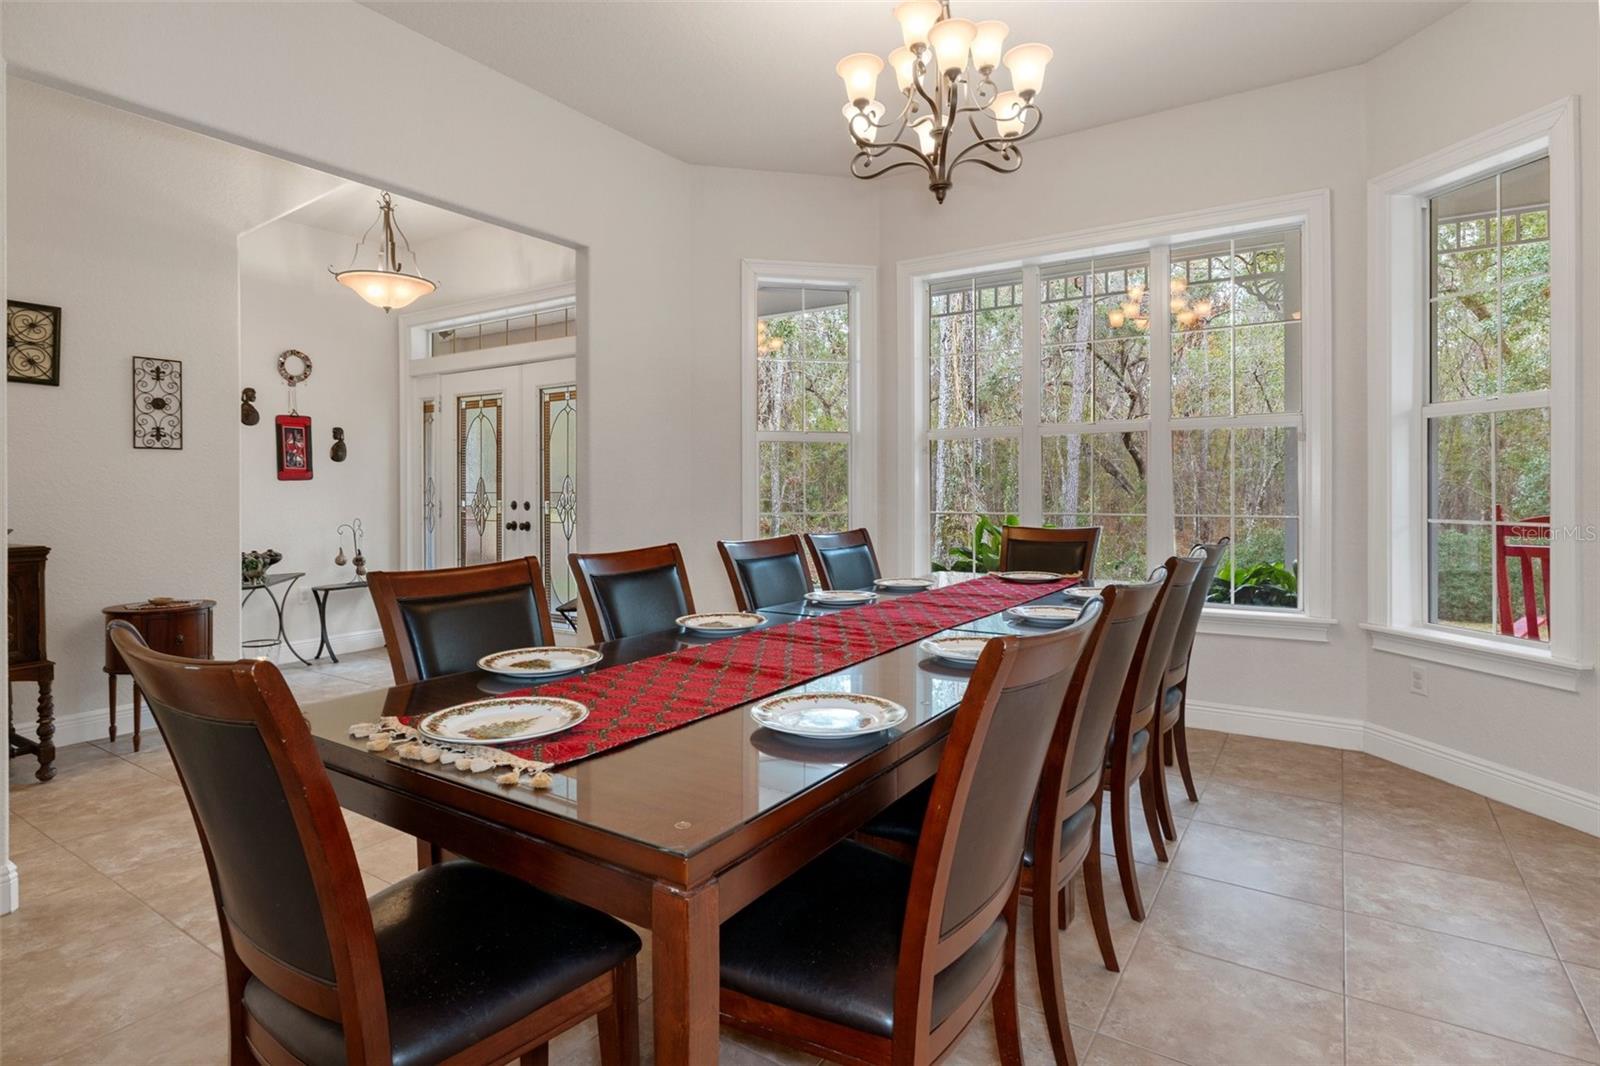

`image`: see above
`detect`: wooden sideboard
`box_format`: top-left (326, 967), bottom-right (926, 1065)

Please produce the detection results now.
top-left (8, 544), bottom-right (56, 782)
top-left (103, 599), bottom-right (215, 751)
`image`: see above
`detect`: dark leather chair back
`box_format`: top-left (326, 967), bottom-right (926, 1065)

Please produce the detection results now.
top-left (1127, 557), bottom-right (1202, 720)
top-left (1061, 578), bottom-right (1165, 793)
top-left (893, 621), bottom-right (1096, 1047)
top-left (1165, 538), bottom-right (1229, 688)
top-left (804, 528), bottom-right (881, 590)
top-left (107, 622), bottom-right (390, 1057)
top-left (570, 543), bottom-right (695, 641)
top-left (718, 535), bottom-right (810, 610)
top-left (368, 557), bottom-right (552, 684)
top-left (998, 525), bottom-right (1102, 579)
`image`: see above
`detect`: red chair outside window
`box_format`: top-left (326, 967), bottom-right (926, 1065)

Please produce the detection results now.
top-left (1494, 504), bottom-right (1550, 640)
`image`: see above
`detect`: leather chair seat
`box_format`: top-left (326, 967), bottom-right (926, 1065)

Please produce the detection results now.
top-left (243, 861), bottom-right (640, 1066)
top-left (1022, 801), bottom-right (1096, 868)
top-left (1106, 728), bottom-right (1149, 772)
top-left (860, 780), bottom-right (933, 845)
top-left (1160, 684), bottom-right (1182, 728)
top-left (720, 841), bottom-right (1006, 1038)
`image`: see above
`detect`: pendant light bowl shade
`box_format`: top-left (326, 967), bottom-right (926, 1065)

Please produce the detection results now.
top-left (334, 268), bottom-right (437, 311)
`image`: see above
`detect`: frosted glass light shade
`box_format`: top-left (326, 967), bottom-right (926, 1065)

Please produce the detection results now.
top-left (911, 116), bottom-right (938, 155)
top-left (843, 101), bottom-right (887, 143)
top-left (335, 269), bottom-right (436, 312)
top-left (972, 20), bottom-right (1009, 73)
top-left (1003, 42), bottom-right (1053, 98)
top-left (888, 46), bottom-right (917, 93)
top-left (990, 90), bottom-right (1026, 137)
top-left (893, 1), bottom-right (942, 49)
top-left (928, 17), bottom-right (976, 77)
top-left (836, 52), bottom-right (884, 106)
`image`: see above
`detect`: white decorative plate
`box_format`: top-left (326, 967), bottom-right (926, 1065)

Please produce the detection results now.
top-left (918, 636), bottom-right (990, 667)
top-left (994, 570), bottom-right (1064, 584)
top-left (749, 692), bottom-right (908, 738)
top-left (1005, 604), bottom-right (1080, 627)
top-left (418, 696), bottom-right (588, 745)
top-left (677, 612), bottom-right (765, 634)
top-left (477, 646), bottom-right (602, 678)
top-left (874, 577), bottom-right (935, 591)
top-left (804, 589), bottom-right (877, 606)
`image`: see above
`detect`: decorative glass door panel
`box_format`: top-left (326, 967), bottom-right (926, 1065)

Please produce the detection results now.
top-left (456, 392), bottom-right (504, 566)
top-left (542, 386), bottom-right (578, 607)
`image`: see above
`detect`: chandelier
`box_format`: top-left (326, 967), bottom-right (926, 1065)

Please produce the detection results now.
top-left (836, 1), bottom-right (1053, 204)
top-left (330, 192), bottom-right (437, 312)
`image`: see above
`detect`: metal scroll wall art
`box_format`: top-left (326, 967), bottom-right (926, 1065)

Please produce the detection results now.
top-left (7, 301), bottom-right (61, 386)
top-left (132, 357), bottom-right (183, 450)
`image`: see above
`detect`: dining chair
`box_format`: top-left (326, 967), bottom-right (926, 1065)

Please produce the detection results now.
top-left (718, 534), bottom-right (811, 611)
top-left (998, 525), bottom-right (1102, 580)
top-left (803, 528), bottom-right (881, 591)
top-left (569, 542), bottom-right (695, 641)
top-left (1493, 504), bottom-right (1551, 640)
top-left (1158, 538), bottom-right (1228, 805)
top-left (719, 624), bottom-right (1095, 1066)
top-left (367, 557), bottom-right (554, 685)
top-left (107, 621), bottom-right (641, 1066)
top-left (1102, 557), bottom-right (1200, 920)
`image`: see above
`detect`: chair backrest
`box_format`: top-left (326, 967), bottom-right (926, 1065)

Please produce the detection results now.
top-left (1164, 538), bottom-right (1229, 689)
top-left (894, 621), bottom-right (1097, 1055)
top-left (1492, 504), bottom-right (1552, 639)
top-left (1120, 557), bottom-right (1202, 732)
top-left (107, 621), bottom-right (389, 1061)
top-left (569, 543), bottom-right (696, 641)
top-left (998, 525), bottom-right (1102, 580)
top-left (803, 528), bottom-right (881, 591)
top-left (1058, 577), bottom-right (1166, 796)
top-left (367, 557), bottom-right (553, 684)
top-left (717, 535), bottom-right (811, 611)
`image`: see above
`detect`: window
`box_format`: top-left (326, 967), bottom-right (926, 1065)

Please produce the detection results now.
top-left (429, 302), bottom-right (576, 356)
top-left (751, 281), bottom-right (857, 537)
top-left (1426, 156), bottom-right (1551, 642)
top-left (916, 210), bottom-right (1322, 618)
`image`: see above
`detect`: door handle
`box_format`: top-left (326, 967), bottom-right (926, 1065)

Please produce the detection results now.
top-left (517, 521), bottom-right (532, 532)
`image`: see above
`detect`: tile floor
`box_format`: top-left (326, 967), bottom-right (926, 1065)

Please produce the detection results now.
top-left (4, 648), bottom-right (1598, 1064)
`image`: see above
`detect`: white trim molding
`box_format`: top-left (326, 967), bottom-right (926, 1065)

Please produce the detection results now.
top-left (1198, 610), bottom-right (1337, 643)
top-left (1365, 98), bottom-right (1589, 681)
top-left (0, 862), bottom-right (17, 916)
top-left (740, 259), bottom-right (879, 539)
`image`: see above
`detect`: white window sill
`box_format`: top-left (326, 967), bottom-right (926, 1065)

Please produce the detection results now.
top-left (1361, 623), bottom-right (1590, 692)
top-left (1198, 609), bottom-right (1336, 643)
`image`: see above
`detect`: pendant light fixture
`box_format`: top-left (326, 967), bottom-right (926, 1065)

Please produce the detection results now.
top-left (330, 192), bottom-right (437, 312)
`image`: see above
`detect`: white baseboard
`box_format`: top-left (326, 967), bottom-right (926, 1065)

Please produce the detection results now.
top-left (0, 861), bottom-right (18, 915)
top-left (1188, 699), bottom-right (1600, 835)
top-left (9, 627), bottom-right (389, 750)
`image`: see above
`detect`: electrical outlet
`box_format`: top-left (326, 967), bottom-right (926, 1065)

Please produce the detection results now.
top-left (1409, 663), bottom-right (1428, 697)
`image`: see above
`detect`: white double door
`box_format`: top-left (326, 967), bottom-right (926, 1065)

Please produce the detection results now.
top-left (416, 357), bottom-right (578, 602)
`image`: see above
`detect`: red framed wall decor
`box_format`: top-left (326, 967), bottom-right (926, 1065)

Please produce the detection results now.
top-left (275, 414), bottom-right (313, 481)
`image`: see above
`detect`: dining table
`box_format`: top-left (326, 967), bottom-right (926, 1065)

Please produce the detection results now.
top-left (303, 570), bottom-right (1093, 1064)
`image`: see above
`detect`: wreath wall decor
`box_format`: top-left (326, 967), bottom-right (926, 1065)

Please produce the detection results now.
top-left (277, 349), bottom-right (313, 385)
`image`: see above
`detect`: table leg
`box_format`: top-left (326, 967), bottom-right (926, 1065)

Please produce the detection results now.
top-left (108, 674), bottom-right (119, 744)
top-left (132, 685), bottom-right (143, 752)
top-left (313, 590), bottom-right (339, 663)
top-left (267, 580), bottom-right (313, 666)
top-left (34, 671), bottom-right (56, 782)
top-left (651, 880), bottom-right (720, 1066)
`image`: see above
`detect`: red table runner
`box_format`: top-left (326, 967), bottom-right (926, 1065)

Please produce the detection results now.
top-left (406, 573), bottom-right (1077, 769)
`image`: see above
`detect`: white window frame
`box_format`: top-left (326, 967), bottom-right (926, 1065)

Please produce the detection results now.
top-left (1365, 98), bottom-right (1586, 690)
top-left (897, 192), bottom-right (1335, 641)
top-left (741, 260), bottom-right (878, 538)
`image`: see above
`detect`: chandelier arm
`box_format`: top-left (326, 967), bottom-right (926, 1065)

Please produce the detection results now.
top-left (948, 146), bottom-right (1026, 178)
top-left (851, 138), bottom-right (936, 169)
top-left (340, 211), bottom-right (383, 272)
top-left (909, 59), bottom-right (944, 125)
top-left (849, 153), bottom-right (937, 181)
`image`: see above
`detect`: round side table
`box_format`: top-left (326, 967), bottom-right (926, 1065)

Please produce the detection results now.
top-left (102, 598), bottom-right (215, 751)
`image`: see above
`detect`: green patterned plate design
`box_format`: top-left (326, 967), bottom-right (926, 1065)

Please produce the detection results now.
top-left (477, 646), bottom-right (603, 679)
top-left (419, 696), bottom-right (589, 745)
top-left (749, 692), bottom-right (909, 739)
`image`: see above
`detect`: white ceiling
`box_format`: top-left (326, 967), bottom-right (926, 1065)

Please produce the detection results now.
top-left (280, 183), bottom-right (483, 245)
top-left (365, 0), bottom-right (1462, 175)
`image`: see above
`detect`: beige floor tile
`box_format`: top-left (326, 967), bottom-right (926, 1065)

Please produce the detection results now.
top-left (0, 871), bottom-right (164, 964)
top-left (60, 801), bottom-right (202, 878)
top-left (1170, 821), bottom-right (1342, 908)
top-left (1208, 734), bottom-right (1342, 803)
top-left (357, 831), bottom-right (424, 883)
top-left (1099, 793), bottom-right (1187, 867)
top-left (938, 1001), bottom-right (1088, 1066)
top-left (1014, 923), bottom-right (1126, 1032)
top-left (1084, 1033), bottom-right (1189, 1066)
top-left (118, 744), bottom-right (182, 780)
top-left (1539, 894), bottom-right (1600, 968)
top-left (1345, 913), bottom-right (1600, 1061)
top-left (343, 809), bottom-right (411, 852)
top-left (1341, 752), bottom-right (1494, 817)
top-left (6, 815), bottom-right (54, 859)
top-left (39, 983), bottom-right (228, 1066)
top-left (1342, 801), bottom-right (1523, 884)
top-left (110, 850), bottom-right (225, 956)
top-left (9, 843), bottom-right (100, 905)
top-left (1144, 871), bottom-right (1344, 992)
top-left (11, 769), bottom-right (189, 844)
top-left (1345, 997), bottom-right (1592, 1065)
top-left (1343, 851), bottom-right (1555, 955)
top-left (1192, 780), bottom-right (1342, 848)
top-left (1493, 802), bottom-right (1600, 904)
top-left (1060, 857), bottom-right (1163, 963)
top-left (1568, 963), bottom-right (1600, 1041)
top-left (1100, 939), bottom-right (1343, 1065)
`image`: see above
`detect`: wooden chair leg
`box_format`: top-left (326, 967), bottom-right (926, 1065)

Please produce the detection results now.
top-left (1083, 805), bottom-right (1120, 972)
top-left (1149, 740), bottom-right (1177, 842)
top-left (992, 888), bottom-right (1025, 1066)
top-left (1108, 785), bottom-right (1145, 921)
top-left (597, 956), bottom-right (640, 1066)
top-left (1058, 883), bottom-right (1073, 930)
top-left (1138, 770), bottom-right (1168, 864)
top-left (416, 839), bottom-right (443, 870)
top-left (1032, 877), bottom-right (1078, 1066)
top-left (519, 1046), bottom-right (549, 1066)
top-left (1173, 687), bottom-right (1200, 803)
top-left (1163, 731), bottom-right (1175, 766)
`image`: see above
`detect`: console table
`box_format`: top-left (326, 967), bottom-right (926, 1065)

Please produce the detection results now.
top-left (310, 579), bottom-right (368, 663)
top-left (103, 598), bottom-right (215, 751)
top-left (8, 544), bottom-right (55, 782)
top-left (241, 571), bottom-right (311, 666)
